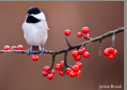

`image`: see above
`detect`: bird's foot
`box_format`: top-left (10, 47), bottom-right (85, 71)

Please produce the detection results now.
top-left (26, 50), bottom-right (30, 56)
top-left (41, 47), bottom-right (45, 57)
top-left (26, 45), bottom-right (31, 56)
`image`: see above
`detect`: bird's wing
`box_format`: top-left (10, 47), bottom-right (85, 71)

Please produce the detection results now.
top-left (21, 28), bottom-right (24, 33)
top-left (44, 21), bottom-right (49, 32)
top-left (21, 22), bottom-right (25, 33)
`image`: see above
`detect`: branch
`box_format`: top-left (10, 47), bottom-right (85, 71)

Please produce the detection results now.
top-left (0, 27), bottom-right (124, 79)
top-left (0, 27), bottom-right (124, 55)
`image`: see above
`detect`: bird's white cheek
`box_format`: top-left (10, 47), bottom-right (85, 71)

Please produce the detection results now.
top-left (31, 12), bottom-right (46, 21)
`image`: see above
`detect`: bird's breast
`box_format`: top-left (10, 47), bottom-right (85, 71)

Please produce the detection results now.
top-left (22, 21), bottom-right (48, 45)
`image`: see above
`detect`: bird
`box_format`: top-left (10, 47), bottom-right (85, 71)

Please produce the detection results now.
top-left (22, 7), bottom-right (49, 56)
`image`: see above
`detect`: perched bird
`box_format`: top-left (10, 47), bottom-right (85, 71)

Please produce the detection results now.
top-left (22, 7), bottom-right (49, 56)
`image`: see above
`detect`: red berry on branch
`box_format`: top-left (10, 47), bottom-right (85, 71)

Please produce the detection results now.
top-left (59, 70), bottom-right (64, 76)
top-left (113, 49), bottom-right (118, 55)
top-left (60, 61), bottom-right (64, 67)
top-left (84, 33), bottom-right (90, 40)
top-left (103, 48), bottom-right (110, 56)
top-left (81, 26), bottom-right (89, 34)
top-left (76, 70), bottom-right (81, 76)
top-left (44, 66), bottom-right (50, 71)
top-left (108, 47), bottom-right (114, 54)
top-left (69, 71), bottom-right (76, 77)
top-left (78, 49), bottom-right (83, 54)
top-left (32, 55), bottom-right (39, 61)
top-left (76, 62), bottom-right (82, 68)
top-left (55, 64), bottom-right (61, 70)
top-left (72, 65), bottom-right (79, 72)
top-left (74, 55), bottom-right (81, 61)
top-left (72, 51), bottom-right (78, 57)
top-left (47, 74), bottom-right (53, 80)
top-left (66, 68), bottom-right (71, 75)
top-left (11, 46), bottom-right (17, 50)
top-left (17, 45), bottom-right (23, 50)
top-left (77, 32), bottom-right (82, 37)
top-left (42, 71), bottom-right (47, 76)
top-left (64, 29), bottom-right (71, 36)
top-left (4, 45), bottom-right (10, 50)
top-left (50, 70), bottom-right (55, 75)
top-left (107, 54), bottom-right (114, 60)
top-left (81, 48), bottom-right (86, 53)
top-left (83, 51), bottom-right (89, 58)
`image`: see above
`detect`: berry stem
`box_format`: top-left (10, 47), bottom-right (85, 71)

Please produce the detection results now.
top-left (65, 35), bottom-right (71, 48)
top-left (99, 40), bottom-right (102, 56)
top-left (49, 54), bottom-right (56, 71)
top-left (82, 33), bottom-right (91, 40)
top-left (112, 32), bottom-right (116, 48)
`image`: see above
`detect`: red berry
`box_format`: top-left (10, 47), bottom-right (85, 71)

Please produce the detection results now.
top-left (84, 33), bottom-right (90, 40)
top-left (108, 47), bottom-right (114, 54)
top-left (32, 55), bottom-right (39, 61)
top-left (72, 51), bottom-right (78, 57)
top-left (69, 71), bottom-right (76, 77)
top-left (66, 68), bottom-right (71, 75)
top-left (74, 55), bottom-right (81, 61)
top-left (4, 45), bottom-right (10, 50)
top-left (76, 62), bottom-right (82, 68)
top-left (113, 49), bottom-right (118, 55)
top-left (107, 54), bottom-right (114, 60)
top-left (17, 45), bottom-right (23, 50)
top-left (81, 27), bottom-right (89, 34)
top-left (60, 61), bottom-right (64, 67)
top-left (50, 70), bottom-right (55, 75)
top-left (11, 46), bottom-right (17, 50)
top-left (47, 74), bottom-right (53, 80)
top-left (59, 70), bottom-right (64, 76)
top-left (42, 71), bottom-right (47, 76)
top-left (104, 48), bottom-right (110, 56)
top-left (77, 32), bottom-right (82, 37)
top-left (55, 64), bottom-right (61, 70)
top-left (81, 48), bottom-right (86, 53)
top-left (64, 29), bottom-right (71, 36)
top-left (76, 70), bottom-right (81, 76)
top-left (83, 52), bottom-right (89, 58)
top-left (72, 65), bottom-right (79, 72)
top-left (44, 66), bottom-right (50, 71)
top-left (78, 49), bottom-right (83, 54)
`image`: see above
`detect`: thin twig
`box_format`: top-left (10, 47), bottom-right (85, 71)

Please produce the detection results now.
top-left (65, 35), bottom-right (71, 48)
top-left (99, 40), bottom-right (102, 56)
top-left (82, 33), bottom-right (91, 40)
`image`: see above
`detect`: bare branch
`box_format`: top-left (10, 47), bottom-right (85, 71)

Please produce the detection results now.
top-left (0, 27), bottom-right (124, 56)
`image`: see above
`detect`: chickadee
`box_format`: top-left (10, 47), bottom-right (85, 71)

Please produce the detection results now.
top-left (22, 7), bottom-right (49, 56)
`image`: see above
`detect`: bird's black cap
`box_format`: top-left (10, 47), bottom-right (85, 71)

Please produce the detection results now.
top-left (27, 7), bottom-right (41, 15)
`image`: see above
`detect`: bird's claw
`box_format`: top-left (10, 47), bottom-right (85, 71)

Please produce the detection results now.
top-left (41, 47), bottom-right (45, 57)
top-left (26, 45), bottom-right (31, 56)
top-left (26, 50), bottom-right (30, 56)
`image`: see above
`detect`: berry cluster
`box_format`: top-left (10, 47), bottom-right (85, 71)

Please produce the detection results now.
top-left (4, 45), bottom-right (23, 50)
top-left (42, 66), bottom-right (55, 80)
top-left (77, 26), bottom-right (90, 40)
top-left (55, 61), bottom-right (82, 77)
top-left (42, 61), bottom-right (82, 80)
top-left (72, 47), bottom-right (89, 61)
top-left (103, 47), bottom-right (118, 60)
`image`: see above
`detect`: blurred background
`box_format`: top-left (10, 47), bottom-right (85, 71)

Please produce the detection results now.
top-left (0, 1), bottom-right (124, 90)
